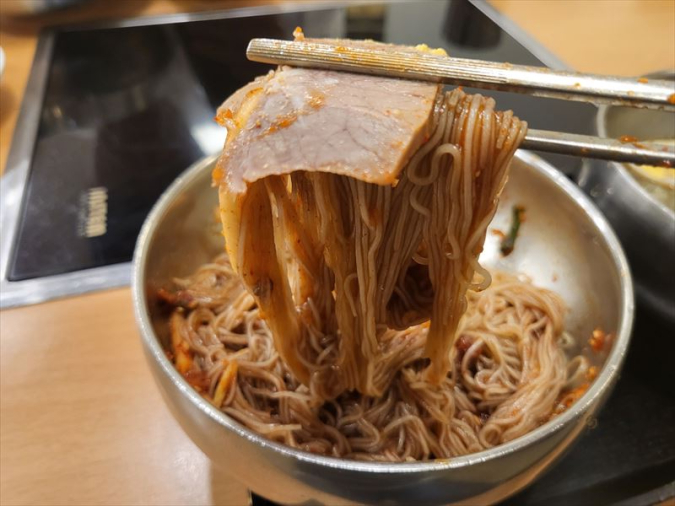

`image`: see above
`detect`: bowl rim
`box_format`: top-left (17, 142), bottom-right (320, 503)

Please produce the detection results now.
top-left (595, 70), bottom-right (675, 219)
top-left (132, 150), bottom-right (634, 474)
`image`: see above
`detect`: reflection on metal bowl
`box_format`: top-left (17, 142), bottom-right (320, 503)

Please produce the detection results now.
top-left (578, 70), bottom-right (675, 323)
top-left (133, 152), bottom-right (633, 505)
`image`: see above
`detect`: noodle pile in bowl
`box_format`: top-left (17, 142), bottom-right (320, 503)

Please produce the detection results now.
top-left (161, 37), bottom-right (601, 462)
top-left (163, 254), bottom-right (594, 461)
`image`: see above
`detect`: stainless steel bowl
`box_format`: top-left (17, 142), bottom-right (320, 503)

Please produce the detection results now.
top-left (578, 70), bottom-right (675, 323)
top-left (133, 152), bottom-right (633, 505)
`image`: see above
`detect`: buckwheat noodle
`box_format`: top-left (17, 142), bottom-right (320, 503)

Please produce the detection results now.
top-left (164, 88), bottom-right (593, 461)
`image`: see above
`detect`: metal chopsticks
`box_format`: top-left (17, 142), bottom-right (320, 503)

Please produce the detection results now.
top-left (522, 130), bottom-right (675, 166)
top-left (246, 38), bottom-right (675, 168)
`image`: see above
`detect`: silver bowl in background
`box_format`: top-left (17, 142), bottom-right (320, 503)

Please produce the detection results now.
top-left (578, 70), bottom-right (675, 323)
top-left (133, 152), bottom-right (633, 505)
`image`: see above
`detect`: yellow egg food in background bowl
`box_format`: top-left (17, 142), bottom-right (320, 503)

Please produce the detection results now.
top-left (626, 139), bottom-right (675, 212)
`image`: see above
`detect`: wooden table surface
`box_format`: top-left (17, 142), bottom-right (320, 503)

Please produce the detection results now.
top-left (1, 1), bottom-right (673, 505)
